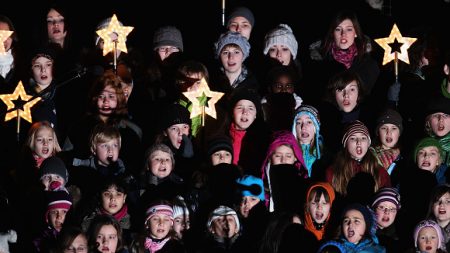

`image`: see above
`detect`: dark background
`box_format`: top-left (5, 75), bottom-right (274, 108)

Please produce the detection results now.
top-left (3, 0), bottom-right (450, 64)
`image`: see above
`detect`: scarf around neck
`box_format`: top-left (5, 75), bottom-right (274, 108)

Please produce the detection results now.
top-left (144, 237), bottom-right (170, 253)
top-left (332, 42), bottom-right (358, 69)
top-left (100, 204), bottom-right (128, 221)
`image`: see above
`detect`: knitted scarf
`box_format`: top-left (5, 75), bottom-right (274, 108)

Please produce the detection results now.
top-left (301, 144), bottom-right (317, 176)
top-left (178, 96), bottom-right (206, 138)
top-left (331, 42), bottom-right (358, 69)
top-left (33, 153), bottom-right (46, 169)
top-left (370, 146), bottom-right (400, 171)
top-left (229, 122), bottom-right (246, 165)
top-left (100, 204), bottom-right (128, 221)
top-left (144, 237), bottom-right (170, 253)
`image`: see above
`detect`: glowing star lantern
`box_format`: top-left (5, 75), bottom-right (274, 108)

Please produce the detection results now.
top-left (96, 14), bottom-right (134, 56)
top-left (375, 24), bottom-right (417, 65)
top-left (0, 29), bottom-right (13, 54)
top-left (182, 78), bottom-right (224, 125)
top-left (0, 81), bottom-right (41, 123)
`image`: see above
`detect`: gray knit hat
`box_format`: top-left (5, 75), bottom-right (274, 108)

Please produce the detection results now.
top-left (263, 24), bottom-right (298, 60)
top-left (227, 6), bottom-right (255, 27)
top-left (214, 31), bottom-right (251, 60)
top-left (153, 26), bottom-right (184, 52)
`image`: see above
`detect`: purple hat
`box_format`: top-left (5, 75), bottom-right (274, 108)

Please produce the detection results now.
top-left (413, 219), bottom-right (446, 250)
top-left (371, 187), bottom-right (401, 210)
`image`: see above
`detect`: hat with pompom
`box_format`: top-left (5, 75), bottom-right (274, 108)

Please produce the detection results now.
top-left (263, 24), bottom-right (298, 60)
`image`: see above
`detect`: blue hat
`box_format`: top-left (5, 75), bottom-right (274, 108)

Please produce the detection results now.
top-left (214, 31), bottom-right (251, 60)
top-left (236, 175), bottom-right (265, 201)
top-left (292, 104), bottom-right (322, 159)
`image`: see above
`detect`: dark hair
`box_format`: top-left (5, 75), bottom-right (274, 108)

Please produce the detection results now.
top-left (308, 186), bottom-right (331, 204)
top-left (176, 60), bottom-right (210, 92)
top-left (322, 10), bottom-right (367, 59)
top-left (325, 70), bottom-right (364, 105)
top-left (427, 184), bottom-right (450, 219)
top-left (0, 15), bottom-right (18, 43)
top-left (87, 214), bottom-right (124, 252)
top-left (266, 65), bottom-right (300, 93)
top-left (98, 177), bottom-right (128, 196)
top-left (56, 226), bottom-right (87, 252)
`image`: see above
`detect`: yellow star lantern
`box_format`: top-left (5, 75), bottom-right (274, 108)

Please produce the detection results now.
top-left (96, 14), bottom-right (134, 56)
top-left (182, 78), bottom-right (224, 125)
top-left (0, 81), bottom-right (41, 123)
top-left (375, 24), bottom-right (417, 65)
top-left (0, 29), bottom-right (13, 54)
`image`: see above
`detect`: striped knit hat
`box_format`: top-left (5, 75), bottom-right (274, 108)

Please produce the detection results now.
top-left (371, 187), bottom-right (401, 210)
top-left (145, 204), bottom-right (174, 223)
top-left (341, 120), bottom-right (371, 147)
top-left (207, 205), bottom-right (240, 232)
top-left (45, 190), bottom-right (72, 223)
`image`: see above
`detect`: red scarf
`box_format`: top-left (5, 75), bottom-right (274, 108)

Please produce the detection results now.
top-left (33, 153), bottom-right (46, 169)
top-left (100, 204), bottom-right (128, 221)
top-left (229, 122), bottom-right (246, 165)
top-left (331, 42), bottom-right (357, 69)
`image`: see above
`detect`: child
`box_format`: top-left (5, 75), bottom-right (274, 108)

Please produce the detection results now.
top-left (414, 137), bottom-right (446, 184)
top-left (135, 201), bottom-right (184, 253)
top-left (39, 156), bottom-right (69, 192)
top-left (87, 214), bottom-right (127, 253)
top-left (33, 190), bottom-right (73, 252)
top-left (235, 175), bottom-right (265, 218)
top-left (304, 182), bottom-right (336, 241)
top-left (226, 6), bottom-right (254, 40)
top-left (260, 130), bottom-right (307, 212)
top-left (370, 109), bottom-right (403, 175)
top-left (413, 219), bottom-right (447, 253)
top-left (326, 120), bottom-right (391, 196)
top-left (425, 96), bottom-right (450, 168)
top-left (206, 135), bottom-right (233, 166)
top-left (371, 187), bottom-right (401, 253)
top-left (292, 104), bottom-right (330, 179)
top-left (334, 203), bottom-right (386, 252)
top-left (427, 184), bottom-right (450, 250)
top-left (172, 196), bottom-right (191, 240)
top-left (81, 178), bottom-right (131, 239)
top-left (26, 121), bottom-right (61, 168)
top-left (55, 226), bottom-right (88, 253)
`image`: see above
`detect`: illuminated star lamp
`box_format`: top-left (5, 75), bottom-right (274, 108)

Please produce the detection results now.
top-left (182, 78), bottom-right (224, 126)
top-left (375, 24), bottom-right (417, 78)
top-left (0, 81), bottom-right (41, 140)
top-left (96, 14), bottom-right (134, 56)
top-left (0, 29), bottom-right (13, 54)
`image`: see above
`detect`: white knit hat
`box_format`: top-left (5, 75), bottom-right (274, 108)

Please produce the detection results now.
top-left (207, 205), bottom-right (240, 232)
top-left (263, 24), bottom-right (298, 60)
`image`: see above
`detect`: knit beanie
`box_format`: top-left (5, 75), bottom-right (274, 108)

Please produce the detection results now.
top-left (207, 135), bottom-right (233, 157)
top-left (145, 204), bottom-right (174, 223)
top-left (153, 26), bottom-right (184, 52)
top-left (94, 17), bottom-right (124, 46)
top-left (158, 103), bottom-right (191, 131)
top-left (45, 190), bottom-right (72, 223)
top-left (341, 203), bottom-right (378, 244)
top-left (229, 88), bottom-right (262, 119)
top-left (413, 219), bottom-right (446, 250)
top-left (214, 31), bottom-right (251, 60)
top-left (39, 156), bottom-right (69, 183)
top-left (236, 175), bottom-right (265, 201)
top-left (426, 94), bottom-right (450, 116)
top-left (292, 104), bottom-right (322, 158)
top-left (207, 205), bottom-right (240, 232)
top-left (371, 187), bottom-right (401, 210)
top-left (173, 205), bottom-right (189, 219)
top-left (227, 6), bottom-right (255, 28)
top-left (376, 109), bottom-right (403, 134)
top-left (341, 120), bottom-right (371, 147)
top-left (263, 24), bottom-right (299, 60)
top-left (414, 137), bottom-right (444, 162)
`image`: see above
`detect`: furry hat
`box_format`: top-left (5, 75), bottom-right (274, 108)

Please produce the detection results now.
top-left (263, 24), bottom-right (298, 60)
top-left (413, 219), bottom-right (446, 250)
top-left (227, 6), bottom-right (255, 27)
top-left (236, 175), bottom-right (265, 201)
top-left (341, 120), bottom-right (371, 147)
top-left (207, 135), bottom-right (233, 157)
top-left (371, 187), bottom-right (401, 210)
top-left (207, 205), bottom-right (240, 232)
top-left (39, 156), bottom-right (69, 184)
top-left (292, 104), bottom-right (322, 159)
top-left (45, 190), bottom-right (72, 223)
top-left (376, 109), bottom-right (403, 134)
top-left (158, 103), bottom-right (191, 131)
top-left (214, 31), bottom-right (251, 60)
top-left (145, 204), bottom-right (174, 223)
top-left (341, 203), bottom-right (378, 244)
top-left (414, 137), bottom-right (444, 162)
top-left (153, 26), bottom-right (183, 52)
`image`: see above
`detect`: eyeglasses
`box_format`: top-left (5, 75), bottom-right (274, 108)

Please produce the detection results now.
top-left (64, 246), bottom-right (87, 253)
top-left (376, 206), bottom-right (397, 214)
top-left (157, 46), bottom-right (179, 53)
top-left (47, 18), bottom-right (65, 25)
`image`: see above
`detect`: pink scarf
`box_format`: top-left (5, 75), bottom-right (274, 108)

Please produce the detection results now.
top-left (144, 237), bottom-right (170, 253)
top-left (331, 42), bottom-right (357, 69)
